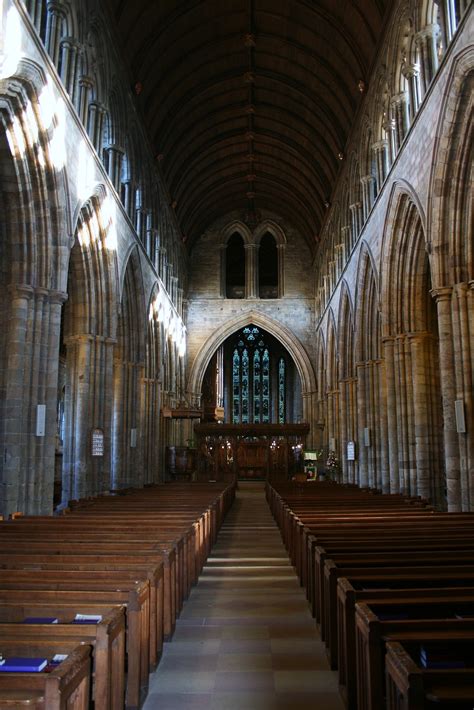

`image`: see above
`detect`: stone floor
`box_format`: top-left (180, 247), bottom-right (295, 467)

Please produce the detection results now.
top-left (143, 482), bottom-right (344, 709)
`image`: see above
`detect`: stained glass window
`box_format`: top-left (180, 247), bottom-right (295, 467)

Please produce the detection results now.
top-left (231, 326), bottom-right (274, 424)
top-left (262, 349), bottom-right (270, 423)
top-left (253, 349), bottom-right (261, 422)
top-left (241, 348), bottom-right (249, 423)
top-left (278, 357), bottom-right (285, 424)
top-left (232, 348), bottom-right (240, 423)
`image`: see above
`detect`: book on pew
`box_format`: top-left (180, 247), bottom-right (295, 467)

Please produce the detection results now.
top-left (23, 617), bottom-right (59, 624)
top-left (420, 646), bottom-right (466, 669)
top-left (0, 657), bottom-right (48, 672)
top-left (73, 613), bottom-right (102, 624)
top-left (44, 654), bottom-right (68, 673)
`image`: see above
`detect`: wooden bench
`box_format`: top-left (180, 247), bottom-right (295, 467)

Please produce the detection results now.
top-left (324, 563), bottom-right (474, 670)
top-left (0, 585), bottom-right (148, 710)
top-left (0, 644), bottom-right (91, 710)
top-left (0, 606), bottom-right (125, 710)
top-left (355, 600), bottom-right (474, 710)
top-left (385, 638), bottom-right (474, 710)
top-left (337, 579), bottom-right (474, 710)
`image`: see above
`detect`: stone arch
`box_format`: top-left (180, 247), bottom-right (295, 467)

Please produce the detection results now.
top-left (381, 190), bottom-right (444, 505)
top-left (60, 194), bottom-right (119, 505)
top-left (187, 310), bottom-right (317, 432)
top-left (253, 219), bottom-right (287, 246)
top-left (0, 63), bottom-right (70, 516)
top-left (111, 245), bottom-right (146, 489)
top-left (325, 309), bottom-right (340, 476)
top-left (354, 242), bottom-right (385, 489)
top-left (427, 48), bottom-right (473, 510)
top-left (221, 220), bottom-right (253, 246)
top-left (429, 48), bottom-right (473, 288)
top-left (337, 281), bottom-right (357, 483)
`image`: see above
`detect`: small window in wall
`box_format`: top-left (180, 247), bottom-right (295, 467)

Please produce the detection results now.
top-left (259, 232), bottom-right (278, 298)
top-left (226, 232), bottom-right (245, 298)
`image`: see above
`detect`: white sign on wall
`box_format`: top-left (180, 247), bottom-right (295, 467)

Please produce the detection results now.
top-left (91, 428), bottom-right (104, 457)
top-left (36, 404), bottom-right (46, 437)
top-left (347, 441), bottom-right (356, 461)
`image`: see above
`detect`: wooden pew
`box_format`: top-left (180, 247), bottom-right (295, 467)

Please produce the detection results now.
top-left (337, 579), bottom-right (474, 710)
top-left (323, 563), bottom-right (474, 670)
top-left (0, 556), bottom-right (164, 667)
top-left (0, 644), bottom-right (91, 710)
top-left (0, 585), bottom-right (149, 710)
top-left (355, 600), bottom-right (474, 710)
top-left (0, 606), bottom-right (125, 710)
top-left (385, 638), bottom-right (474, 710)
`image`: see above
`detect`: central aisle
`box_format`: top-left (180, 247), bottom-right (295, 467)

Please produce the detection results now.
top-left (144, 482), bottom-right (344, 709)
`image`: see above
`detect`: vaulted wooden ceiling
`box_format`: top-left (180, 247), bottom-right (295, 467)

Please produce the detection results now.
top-left (107, 0), bottom-right (393, 251)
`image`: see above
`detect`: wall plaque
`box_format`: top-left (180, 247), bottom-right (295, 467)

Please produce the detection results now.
top-left (347, 441), bottom-right (356, 461)
top-left (91, 428), bottom-right (104, 457)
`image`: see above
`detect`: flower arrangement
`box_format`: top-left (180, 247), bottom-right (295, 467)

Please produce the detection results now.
top-left (326, 450), bottom-right (340, 478)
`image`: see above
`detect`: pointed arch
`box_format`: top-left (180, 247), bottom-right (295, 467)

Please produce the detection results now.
top-left (187, 310), bottom-right (317, 408)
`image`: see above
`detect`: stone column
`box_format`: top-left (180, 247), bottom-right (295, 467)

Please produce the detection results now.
top-left (349, 202), bottom-right (363, 246)
top-left (277, 243), bottom-right (286, 298)
top-left (45, 1), bottom-right (65, 67)
top-left (393, 334), bottom-right (410, 494)
top-left (408, 332), bottom-right (433, 501)
top-left (361, 175), bottom-right (376, 221)
top-left (431, 287), bottom-right (460, 510)
top-left (244, 244), bottom-right (258, 298)
top-left (26, 0), bottom-right (44, 36)
top-left (62, 334), bottom-right (114, 503)
top-left (339, 378), bottom-right (348, 483)
top-left (0, 285), bottom-right (68, 516)
top-left (415, 24), bottom-right (440, 95)
top-left (382, 336), bottom-right (399, 492)
top-left (87, 102), bottom-right (106, 154)
top-left (105, 145), bottom-right (124, 193)
top-left (453, 282), bottom-right (472, 509)
top-left (77, 76), bottom-right (93, 127)
top-left (373, 140), bottom-right (389, 192)
top-left (402, 62), bottom-right (421, 122)
top-left (1, 285), bottom-right (33, 516)
top-left (59, 38), bottom-right (80, 101)
top-left (158, 247), bottom-right (167, 284)
top-left (219, 244), bottom-right (226, 297)
top-left (391, 93), bottom-right (410, 152)
top-left (356, 362), bottom-right (369, 487)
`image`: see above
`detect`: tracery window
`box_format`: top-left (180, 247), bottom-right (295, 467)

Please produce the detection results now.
top-left (232, 327), bottom-right (271, 424)
top-left (278, 357), bottom-right (286, 424)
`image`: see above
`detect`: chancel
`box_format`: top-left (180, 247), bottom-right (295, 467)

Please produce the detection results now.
top-left (0, 0), bottom-right (472, 708)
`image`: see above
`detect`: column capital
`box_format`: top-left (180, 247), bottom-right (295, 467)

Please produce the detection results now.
top-left (391, 91), bottom-right (408, 106)
top-left (430, 286), bottom-right (453, 302)
top-left (401, 61), bottom-right (420, 79)
top-left (47, 0), bottom-right (67, 17)
top-left (361, 174), bottom-right (376, 185)
top-left (60, 37), bottom-right (81, 51)
top-left (406, 330), bottom-right (434, 341)
top-left (78, 75), bottom-right (94, 89)
top-left (372, 139), bottom-right (388, 152)
top-left (415, 23), bottom-right (441, 44)
top-left (453, 281), bottom-right (470, 297)
top-left (48, 289), bottom-right (68, 305)
top-left (7, 283), bottom-right (34, 299)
